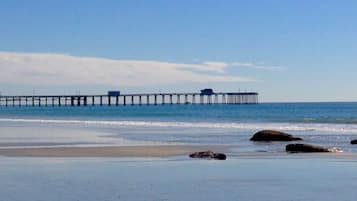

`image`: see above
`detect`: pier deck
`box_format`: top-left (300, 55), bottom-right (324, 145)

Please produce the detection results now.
top-left (0, 92), bottom-right (258, 107)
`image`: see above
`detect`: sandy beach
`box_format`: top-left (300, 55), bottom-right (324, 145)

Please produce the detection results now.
top-left (0, 145), bottom-right (228, 157)
top-left (1, 145), bottom-right (357, 160)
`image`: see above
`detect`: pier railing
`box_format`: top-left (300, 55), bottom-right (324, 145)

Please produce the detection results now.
top-left (0, 92), bottom-right (258, 107)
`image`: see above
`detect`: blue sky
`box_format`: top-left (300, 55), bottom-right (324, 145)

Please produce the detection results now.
top-left (0, 0), bottom-right (356, 102)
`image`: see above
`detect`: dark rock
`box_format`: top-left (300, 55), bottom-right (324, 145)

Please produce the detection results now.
top-left (190, 151), bottom-right (214, 158)
top-left (212, 153), bottom-right (227, 160)
top-left (351, 140), bottom-right (357, 144)
top-left (250, 130), bottom-right (303, 142)
top-left (286, 143), bottom-right (332, 153)
top-left (189, 151), bottom-right (227, 160)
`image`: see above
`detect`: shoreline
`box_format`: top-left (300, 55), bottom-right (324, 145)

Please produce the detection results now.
top-left (1, 145), bottom-right (357, 159)
top-left (0, 145), bottom-right (229, 158)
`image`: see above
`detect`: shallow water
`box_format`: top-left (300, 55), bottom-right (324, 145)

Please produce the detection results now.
top-left (1, 103), bottom-right (357, 152)
top-left (1, 156), bottom-right (356, 201)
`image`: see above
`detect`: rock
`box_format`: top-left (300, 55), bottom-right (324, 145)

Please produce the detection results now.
top-left (212, 153), bottom-right (227, 160)
top-left (250, 130), bottom-right (303, 142)
top-left (351, 140), bottom-right (357, 144)
top-left (189, 151), bottom-right (227, 160)
top-left (286, 143), bottom-right (332, 153)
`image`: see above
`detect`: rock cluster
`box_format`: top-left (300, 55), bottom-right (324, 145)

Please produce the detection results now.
top-left (189, 129), bottom-right (349, 160)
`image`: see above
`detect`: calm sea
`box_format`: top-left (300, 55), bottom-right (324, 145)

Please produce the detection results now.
top-left (0, 102), bottom-right (357, 152)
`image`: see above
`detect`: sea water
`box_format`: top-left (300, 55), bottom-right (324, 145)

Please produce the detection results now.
top-left (0, 102), bottom-right (357, 153)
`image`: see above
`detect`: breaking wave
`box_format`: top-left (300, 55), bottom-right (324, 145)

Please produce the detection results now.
top-left (1, 118), bottom-right (357, 134)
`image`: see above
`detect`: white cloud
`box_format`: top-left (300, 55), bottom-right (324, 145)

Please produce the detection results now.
top-left (0, 52), bottom-right (255, 87)
top-left (231, 62), bottom-right (283, 71)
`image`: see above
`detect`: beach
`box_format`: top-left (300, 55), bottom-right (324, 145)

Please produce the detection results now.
top-left (2, 144), bottom-right (357, 159)
top-left (1, 155), bottom-right (357, 201)
top-left (1, 103), bottom-right (357, 201)
top-left (0, 145), bottom-right (228, 157)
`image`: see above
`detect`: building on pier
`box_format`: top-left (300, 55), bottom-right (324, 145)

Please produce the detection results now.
top-left (107, 91), bottom-right (120, 96)
top-left (200, 88), bottom-right (214, 95)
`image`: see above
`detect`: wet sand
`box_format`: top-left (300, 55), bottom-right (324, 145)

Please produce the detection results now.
top-left (1, 156), bottom-right (357, 201)
top-left (1, 145), bottom-right (357, 159)
top-left (0, 145), bottom-right (228, 157)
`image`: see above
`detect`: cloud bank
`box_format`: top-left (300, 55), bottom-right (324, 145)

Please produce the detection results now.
top-left (0, 52), bottom-right (280, 88)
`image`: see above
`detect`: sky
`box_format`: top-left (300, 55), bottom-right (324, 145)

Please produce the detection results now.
top-left (0, 0), bottom-right (356, 102)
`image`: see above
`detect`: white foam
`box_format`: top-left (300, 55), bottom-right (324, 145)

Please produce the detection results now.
top-left (1, 118), bottom-right (357, 134)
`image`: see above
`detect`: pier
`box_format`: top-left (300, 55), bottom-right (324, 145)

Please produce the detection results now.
top-left (0, 91), bottom-right (258, 107)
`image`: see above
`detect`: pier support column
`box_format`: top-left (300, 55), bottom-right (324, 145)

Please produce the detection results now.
top-left (170, 95), bottom-right (173, 104)
top-left (177, 95), bottom-right (180, 104)
top-left (131, 96), bottom-right (134, 105)
top-left (71, 96), bottom-right (75, 106)
top-left (92, 96), bottom-right (95, 106)
top-left (208, 95), bottom-right (212, 104)
top-left (116, 96), bottom-right (119, 106)
top-left (154, 95), bottom-right (157, 105)
top-left (108, 96), bottom-right (111, 106)
top-left (147, 95), bottom-right (150, 105)
top-left (83, 96), bottom-right (87, 106)
top-left (139, 96), bottom-right (142, 105)
top-left (58, 96), bottom-right (61, 106)
top-left (123, 96), bottom-right (126, 106)
top-left (184, 95), bottom-right (188, 104)
top-left (200, 95), bottom-right (204, 104)
top-left (256, 95), bottom-right (259, 104)
top-left (162, 95), bottom-right (165, 104)
top-left (100, 96), bottom-right (103, 106)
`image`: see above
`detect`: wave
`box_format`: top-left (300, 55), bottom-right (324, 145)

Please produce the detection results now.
top-left (1, 118), bottom-right (357, 134)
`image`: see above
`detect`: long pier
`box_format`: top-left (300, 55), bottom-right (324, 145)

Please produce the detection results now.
top-left (0, 92), bottom-right (258, 107)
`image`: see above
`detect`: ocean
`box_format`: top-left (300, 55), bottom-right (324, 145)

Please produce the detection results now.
top-left (0, 102), bottom-right (357, 153)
